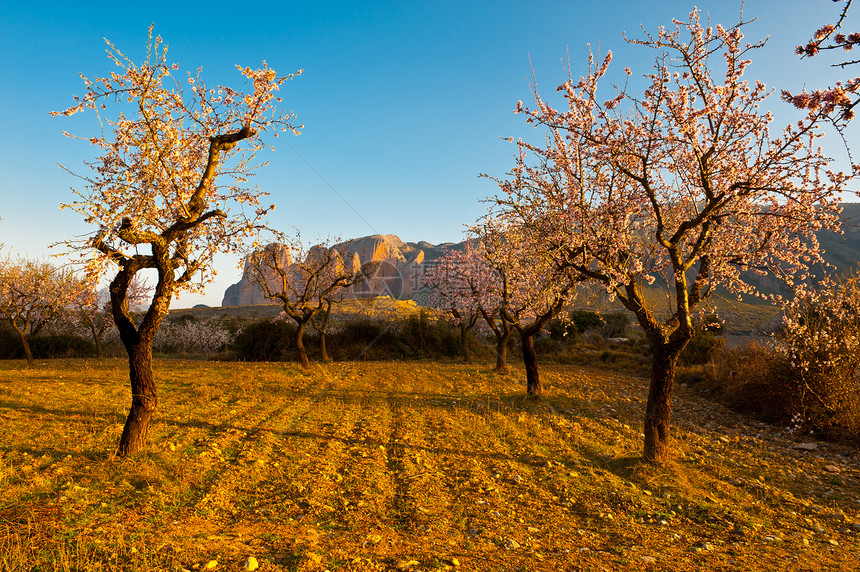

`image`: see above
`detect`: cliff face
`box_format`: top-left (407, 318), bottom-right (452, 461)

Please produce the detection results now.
top-left (222, 243), bottom-right (294, 306)
top-left (221, 234), bottom-right (462, 306)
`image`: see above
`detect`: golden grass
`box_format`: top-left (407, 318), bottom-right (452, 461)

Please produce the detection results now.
top-left (0, 358), bottom-right (858, 571)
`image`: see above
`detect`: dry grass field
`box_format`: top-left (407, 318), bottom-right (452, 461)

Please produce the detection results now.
top-left (1, 358), bottom-right (858, 571)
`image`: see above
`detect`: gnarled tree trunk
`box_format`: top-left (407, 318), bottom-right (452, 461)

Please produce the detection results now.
top-left (117, 339), bottom-right (158, 456)
top-left (319, 331), bottom-right (329, 362)
top-left (312, 300), bottom-right (333, 362)
top-left (642, 344), bottom-right (683, 463)
top-left (495, 330), bottom-right (510, 373)
top-left (636, 306), bottom-right (691, 464)
top-left (88, 320), bottom-right (105, 359)
top-left (110, 260), bottom-right (172, 458)
top-left (481, 308), bottom-right (511, 374)
top-left (509, 300), bottom-right (564, 397)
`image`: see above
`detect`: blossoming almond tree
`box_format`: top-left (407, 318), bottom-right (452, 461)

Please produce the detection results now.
top-left (783, 0), bottom-right (860, 126)
top-left (496, 12), bottom-right (848, 462)
top-left (55, 27), bottom-right (302, 456)
top-left (0, 258), bottom-right (80, 366)
top-left (421, 244), bottom-right (485, 363)
top-left (245, 236), bottom-right (375, 369)
top-left (476, 218), bottom-right (579, 395)
top-left (422, 240), bottom-right (516, 371)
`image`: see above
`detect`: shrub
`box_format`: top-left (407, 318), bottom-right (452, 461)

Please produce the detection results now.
top-left (330, 313), bottom-right (464, 361)
top-left (548, 318), bottom-right (578, 342)
top-left (707, 341), bottom-right (798, 423)
top-left (30, 335), bottom-right (96, 359)
top-left (599, 313), bottom-right (630, 338)
top-left (570, 310), bottom-right (604, 333)
top-left (400, 311), bottom-right (461, 358)
top-left (680, 331), bottom-right (725, 366)
top-left (155, 318), bottom-right (234, 354)
top-left (232, 312), bottom-right (473, 363)
top-left (773, 273), bottom-right (860, 440)
top-left (329, 318), bottom-right (400, 360)
top-left (678, 313), bottom-right (726, 366)
top-left (0, 327), bottom-right (97, 359)
top-left (534, 336), bottom-right (569, 355)
top-left (704, 273), bottom-right (860, 441)
top-left (576, 311), bottom-right (629, 337)
top-left (0, 324), bottom-right (21, 359)
top-left (582, 330), bottom-right (607, 350)
top-left (232, 320), bottom-right (296, 361)
top-left (600, 350), bottom-right (621, 363)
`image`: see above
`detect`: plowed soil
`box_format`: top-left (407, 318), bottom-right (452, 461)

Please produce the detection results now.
top-left (1, 359), bottom-right (858, 571)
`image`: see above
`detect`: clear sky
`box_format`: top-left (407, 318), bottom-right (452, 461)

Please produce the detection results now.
top-left (1, 0), bottom-right (857, 307)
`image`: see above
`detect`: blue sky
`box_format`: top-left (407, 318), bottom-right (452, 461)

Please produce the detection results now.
top-left (1, 0), bottom-right (857, 307)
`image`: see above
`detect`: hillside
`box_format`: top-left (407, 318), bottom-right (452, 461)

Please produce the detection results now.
top-left (817, 202), bottom-right (860, 271)
top-left (1, 360), bottom-right (858, 571)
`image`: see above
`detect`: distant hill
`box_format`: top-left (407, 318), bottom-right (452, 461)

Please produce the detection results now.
top-left (736, 202), bottom-right (860, 298)
top-left (816, 202), bottom-right (860, 271)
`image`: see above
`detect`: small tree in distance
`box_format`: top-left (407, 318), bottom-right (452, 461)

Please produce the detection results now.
top-left (0, 258), bottom-right (80, 366)
top-left (70, 277), bottom-right (151, 358)
top-left (476, 219), bottom-right (579, 396)
top-left (55, 27), bottom-right (302, 456)
top-left (495, 12), bottom-right (848, 462)
top-left (421, 244), bottom-right (484, 363)
top-left (245, 235), bottom-right (376, 369)
top-left (466, 240), bottom-right (514, 374)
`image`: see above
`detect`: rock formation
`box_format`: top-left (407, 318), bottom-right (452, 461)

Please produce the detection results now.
top-left (222, 234), bottom-right (462, 306)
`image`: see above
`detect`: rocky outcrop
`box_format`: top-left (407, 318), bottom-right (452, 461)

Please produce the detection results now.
top-left (222, 243), bottom-right (293, 306)
top-left (222, 234), bottom-right (463, 306)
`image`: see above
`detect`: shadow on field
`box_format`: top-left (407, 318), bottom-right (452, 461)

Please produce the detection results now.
top-left (0, 399), bottom-right (125, 423)
top-left (153, 387), bottom-right (622, 471)
top-left (0, 443), bottom-right (108, 462)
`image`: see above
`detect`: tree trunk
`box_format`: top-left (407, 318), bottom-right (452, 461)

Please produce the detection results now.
top-left (117, 340), bottom-right (158, 456)
top-left (319, 331), bottom-right (330, 362)
top-left (460, 323), bottom-right (472, 363)
top-left (503, 298), bottom-right (565, 397)
top-left (19, 334), bottom-right (34, 367)
top-left (642, 343), bottom-right (683, 463)
top-left (296, 320), bottom-right (310, 369)
top-left (11, 325), bottom-right (34, 367)
top-left (314, 302), bottom-right (332, 362)
top-left (495, 327), bottom-right (511, 373)
top-left (89, 322), bottom-right (104, 359)
top-left (522, 332), bottom-right (540, 396)
top-left (481, 309), bottom-right (511, 374)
